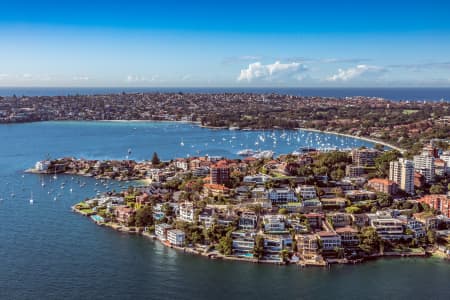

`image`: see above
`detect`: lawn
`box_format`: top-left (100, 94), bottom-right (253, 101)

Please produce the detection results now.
top-left (402, 109), bottom-right (419, 115)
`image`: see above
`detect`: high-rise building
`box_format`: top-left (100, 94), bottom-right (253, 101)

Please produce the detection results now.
top-left (351, 148), bottom-right (379, 167)
top-left (389, 158), bottom-right (414, 195)
top-left (210, 160), bottom-right (230, 185)
top-left (413, 150), bottom-right (435, 183)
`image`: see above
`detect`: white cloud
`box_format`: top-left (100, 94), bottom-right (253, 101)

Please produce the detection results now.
top-left (237, 61), bottom-right (307, 82)
top-left (326, 64), bottom-right (386, 82)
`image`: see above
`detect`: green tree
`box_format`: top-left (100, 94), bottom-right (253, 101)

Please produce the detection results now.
top-left (151, 152), bottom-right (161, 165)
top-left (217, 235), bottom-right (233, 255)
top-left (278, 208), bottom-right (288, 215)
top-left (427, 230), bottom-right (436, 244)
top-left (345, 206), bottom-right (361, 214)
top-left (253, 235), bottom-right (265, 259)
top-left (374, 150), bottom-right (401, 177)
top-left (359, 227), bottom-right (381, 254)
top-left (376, 192), bottom-right (393, 207)
top-left (135, 206), bottom-right (154, 227)
top-left (430, 184), bottom-right (445, 194)
top-left (280, 249), bottom-right (289, 262)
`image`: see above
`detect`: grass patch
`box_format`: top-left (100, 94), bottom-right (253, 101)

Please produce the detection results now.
top-left (75, 202), bottom-right (90, 209)
top-left (402, 109), bottom-right (419, 115)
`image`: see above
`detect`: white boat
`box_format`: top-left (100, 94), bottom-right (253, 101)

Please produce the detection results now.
top-left (29, 191), bottom-right (34, 204)
top-left (237, 149), bottom-right (255, 156)
top-left (252, 150), bottom-right (274, 159)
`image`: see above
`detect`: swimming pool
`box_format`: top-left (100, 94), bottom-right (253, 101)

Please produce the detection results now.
top-left (91, 215), bottom-right (105, 223)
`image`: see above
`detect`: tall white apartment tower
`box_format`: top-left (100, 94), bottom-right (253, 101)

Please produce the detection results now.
top-left (389, 158), bottom-right (414, 195)
top-left (413, 151), bottom-right (435, 183)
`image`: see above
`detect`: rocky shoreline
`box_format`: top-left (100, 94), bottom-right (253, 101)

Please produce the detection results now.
top-left (71, 204), bottom-right (431, 267)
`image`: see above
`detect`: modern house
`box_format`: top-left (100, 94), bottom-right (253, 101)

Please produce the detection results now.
top-left (268, 188), bottom-right (297, 204)
top-left (167, 229), bottom-right (186, 247)
top-left (178, 202), bottom-right (195, 223)
top-left (155, 223), bottom-right (173, 241)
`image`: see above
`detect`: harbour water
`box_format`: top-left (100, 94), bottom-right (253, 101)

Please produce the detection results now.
top-left (0, 121), bottom-right (449, 299)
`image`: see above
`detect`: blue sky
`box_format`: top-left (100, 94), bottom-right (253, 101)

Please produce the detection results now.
top-left (1, 0), bottom-right (450, 87)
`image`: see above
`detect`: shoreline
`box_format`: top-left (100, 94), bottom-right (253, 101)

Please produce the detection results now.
top-left (72, 205), bottom-right (432, 268)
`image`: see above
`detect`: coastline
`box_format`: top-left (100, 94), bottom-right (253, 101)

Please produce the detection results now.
top-left (71, 204), bottom-right (431, 268)
top-left (296, 127), bottom-right (405, 153)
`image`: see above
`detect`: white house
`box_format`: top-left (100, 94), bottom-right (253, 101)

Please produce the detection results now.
top-left (317, 231), bottom-right (342, 250)
top-left (155, 223), bottom-right (173, 241)
top-left (296, 185), bottom-right (317, 200)
top-left (178, 202), bottom-right (195, 223)
top-left (268, 188), bottom-right (297, 204)
top-left (263, 215), bottom-right (285, 232)
top-left (167, 229), bottom-right (185, 247)
top-left (35, 160), bottom-right (51, 172)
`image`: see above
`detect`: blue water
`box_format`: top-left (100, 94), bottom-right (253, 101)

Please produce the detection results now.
top-left (0, 87), bottom-right (449, 101)
top-left (0, 121), bottom-right (449, 300)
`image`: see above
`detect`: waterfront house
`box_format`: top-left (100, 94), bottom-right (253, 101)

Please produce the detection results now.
top-left (335, 227), bottom-right (359, 247)
top-left (35, 160), bottom-right (51, 172)
top-left (167, 229), bottom-right (186, 247)
top-left (296, 234), bottom-right (319, 260)
top-left (231, 231), bottom-right (256, 256)
top-left (155, 223), bottom-right (173, 241)
top-left (263, 235), bottom-right (292, 259)
top-left (369, 216), bottom-right (404, 240)
top-left (114, 205), bottom-right (134, 225)
top-left (317, 231), bottom-right (342, 251)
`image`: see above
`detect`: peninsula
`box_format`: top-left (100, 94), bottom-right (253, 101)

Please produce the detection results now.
top-left (32, 142), bottom-right (450, 266)
top-left (2, 92), bottom-right (449, 156)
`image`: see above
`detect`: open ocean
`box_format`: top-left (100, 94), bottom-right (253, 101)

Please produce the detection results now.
top-left (0, 87), bottom-right (450, 101)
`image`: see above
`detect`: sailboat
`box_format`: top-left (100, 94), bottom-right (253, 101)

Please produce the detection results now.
top-left (29, 191), bottom-right (34, 204)
top-left (53, 169), bottom-right (57, 180)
